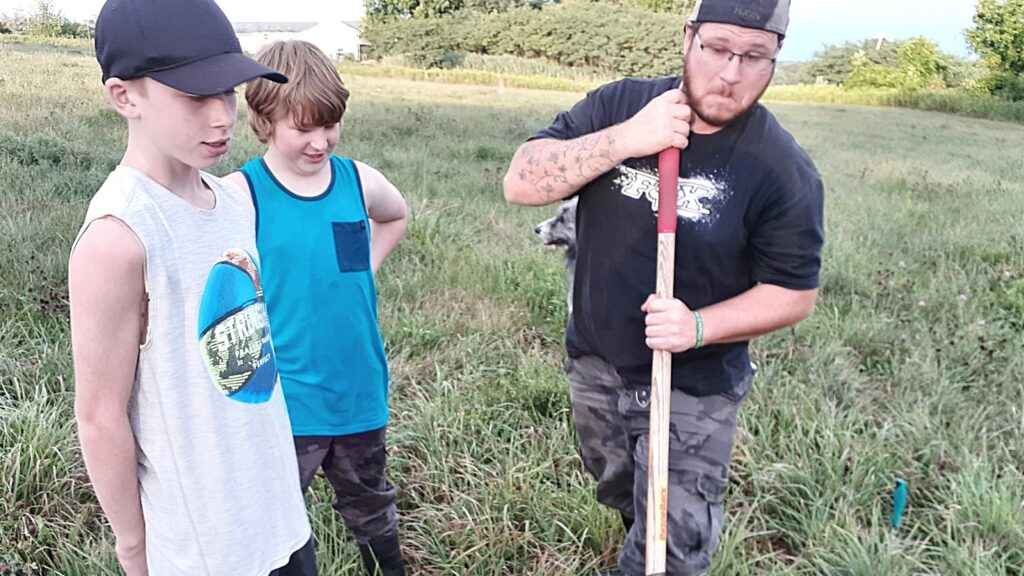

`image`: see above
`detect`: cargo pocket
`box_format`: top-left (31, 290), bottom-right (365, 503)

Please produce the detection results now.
top-left (696, 473), bottom-right (726, 555)
top-left (664, 469), bottom-right (726, 568)
top-left (332, 220), bottom-right (370, 273)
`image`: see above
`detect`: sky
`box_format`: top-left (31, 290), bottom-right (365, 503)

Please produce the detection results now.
top-left (0, 0), bottom-right (980, 62)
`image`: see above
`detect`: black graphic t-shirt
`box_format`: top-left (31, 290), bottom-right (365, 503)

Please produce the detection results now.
top-left (533, 76), bottom-right (825, 396)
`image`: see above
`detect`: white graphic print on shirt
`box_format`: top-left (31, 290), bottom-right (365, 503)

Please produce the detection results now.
top-left (613, 164), bottom-right (730, 225)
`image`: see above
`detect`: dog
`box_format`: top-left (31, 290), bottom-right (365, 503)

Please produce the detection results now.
top-left (534, 197), bottom-right (577, 315)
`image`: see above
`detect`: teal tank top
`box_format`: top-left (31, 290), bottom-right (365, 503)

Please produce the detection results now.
top-left (241, 156), bottom-right (389, 435)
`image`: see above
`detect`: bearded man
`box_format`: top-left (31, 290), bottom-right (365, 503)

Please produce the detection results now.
top-left (503, 1), bottom-right (825, 574)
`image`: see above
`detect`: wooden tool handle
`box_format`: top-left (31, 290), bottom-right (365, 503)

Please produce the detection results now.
top-left (645, 146), bottom-right (679, 575)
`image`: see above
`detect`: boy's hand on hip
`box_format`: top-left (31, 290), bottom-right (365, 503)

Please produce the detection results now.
top-left (642, 295), bottom-right (697, 353)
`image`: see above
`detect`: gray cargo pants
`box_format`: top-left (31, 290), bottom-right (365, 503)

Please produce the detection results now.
top-left (566, 355), bottom-right (753, 576)
top-left (294, 427), bottom-right (399, 544)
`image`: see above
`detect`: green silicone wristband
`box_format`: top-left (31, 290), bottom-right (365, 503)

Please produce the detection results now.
top-left (693, 310), bottom-right (703, 349)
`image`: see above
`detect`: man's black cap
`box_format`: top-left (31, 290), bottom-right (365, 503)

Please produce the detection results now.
top-left (95, 0), bottom-right (287, 96)
top-left (689, 0), bottom-right (790, 37)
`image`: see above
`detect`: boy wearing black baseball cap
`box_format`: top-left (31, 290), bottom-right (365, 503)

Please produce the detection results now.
top-left (69, 1), bottom-right (316, 574)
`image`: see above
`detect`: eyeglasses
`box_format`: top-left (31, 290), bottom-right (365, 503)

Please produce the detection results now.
top-left (693, 31), bottom-right (778, 75)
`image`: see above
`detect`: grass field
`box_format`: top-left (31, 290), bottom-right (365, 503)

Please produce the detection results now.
top-left (2, 41), bottom-right (1024, 576)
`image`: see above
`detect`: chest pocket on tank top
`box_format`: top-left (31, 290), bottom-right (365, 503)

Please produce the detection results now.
top-left (332, 220), bottom-right (370, 273)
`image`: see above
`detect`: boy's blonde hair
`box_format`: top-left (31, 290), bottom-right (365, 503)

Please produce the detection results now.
top-left (245, 41), bottom-right (350, 144)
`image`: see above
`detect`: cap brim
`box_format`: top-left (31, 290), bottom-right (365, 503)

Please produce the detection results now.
top-left (147, 52), bottom-right (288, 96)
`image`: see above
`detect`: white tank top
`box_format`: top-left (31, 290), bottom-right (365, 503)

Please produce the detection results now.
top-left (72, 166), bottom-right (310, 575)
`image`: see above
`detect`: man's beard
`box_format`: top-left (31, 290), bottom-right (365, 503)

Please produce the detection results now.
top-left (683, 58), bottom-right (773, 129)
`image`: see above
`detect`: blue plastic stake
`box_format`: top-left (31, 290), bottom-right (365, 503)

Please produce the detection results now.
top-left (891, 478), bottom-right (908, 528)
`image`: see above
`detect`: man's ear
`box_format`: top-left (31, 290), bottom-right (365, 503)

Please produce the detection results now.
top-left (105, 77), bottom-right (140, 119)
top-left (683, 23), bottom-right (695, 57)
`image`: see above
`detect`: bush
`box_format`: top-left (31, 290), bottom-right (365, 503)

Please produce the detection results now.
top-left (846, 59), bottom-right (907, 90)
top-left (942, 58), bottom-right (985, 91)
top-left (55, 20), bottom-right (92, 39)
top-left (990, 72), bottom-right (1024, 102)
top-left (799, 40), bottom-right (903, 86)
top-left (368, 17), bottom-right (464, 68)
top-left (960, 55), bottom-right (1024, 102)
top-left (366, 0), bottom-right (534, 20)
top-left (846, 38), bottom-right (947, 91)
top-left (19, 0), bottom-right (92, 39)
top-left (364, 2), bottom-right (686, 77)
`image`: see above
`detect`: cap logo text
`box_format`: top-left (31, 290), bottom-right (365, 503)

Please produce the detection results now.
top-left (733, 7), bottom-right (762, 22)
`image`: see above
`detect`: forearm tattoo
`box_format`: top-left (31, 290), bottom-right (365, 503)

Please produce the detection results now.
top-left (518, 131), bottom-right (620, 201)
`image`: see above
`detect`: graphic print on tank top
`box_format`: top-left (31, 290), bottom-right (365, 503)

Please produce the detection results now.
top-left (197, 249), bottom-right (278, 403)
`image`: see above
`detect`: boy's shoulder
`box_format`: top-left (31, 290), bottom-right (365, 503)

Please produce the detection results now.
top-left (342, 157), bottom-right (388, 185)
top-left (349, 159), bottom-right (405, 217)
top-left (85, 165), bottom-right (151, 219)
top-left (71, 169), bottom-right (148, 287)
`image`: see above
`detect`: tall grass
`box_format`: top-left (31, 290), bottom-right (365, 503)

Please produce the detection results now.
top-left (766, 84), bottom-right (1024, 125)
top-left (0, 35), bottom-right (93, 54)
top-left (2, 42), bottom-right (1024, 575)
top-left (340, 61), bottom-right (1024, 125)
top-left (381, 53), bottom-right (613, 84)
top-left (338, 60), bottom-right (601, 93)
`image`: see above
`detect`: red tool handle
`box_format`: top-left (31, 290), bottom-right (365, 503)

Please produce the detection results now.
top-left (657, 147), bottom-right (680, 233)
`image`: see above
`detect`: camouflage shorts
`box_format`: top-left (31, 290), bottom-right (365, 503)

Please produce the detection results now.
top-left (294, 427), bottom-right (399, 544)
top-left (565, 355), bottom-right (753, 576)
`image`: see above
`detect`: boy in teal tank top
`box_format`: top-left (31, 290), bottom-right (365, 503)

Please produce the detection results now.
top-left (226, 40), bottom-right (408, 576)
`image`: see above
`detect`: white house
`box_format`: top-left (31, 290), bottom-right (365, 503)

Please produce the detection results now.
top-left (234, 20), bottom-right (367, 60)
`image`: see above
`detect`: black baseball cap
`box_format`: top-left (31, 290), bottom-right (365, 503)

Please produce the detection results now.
top-left (95, 0), bottom-right (287, 96)
top-left (689, 0), bottom-right (790, 37)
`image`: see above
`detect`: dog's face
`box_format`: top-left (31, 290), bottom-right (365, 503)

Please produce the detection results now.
top-left (534, 198), bottom-right (577, 248)
top-left (535, 198), bottom-right (578, 314)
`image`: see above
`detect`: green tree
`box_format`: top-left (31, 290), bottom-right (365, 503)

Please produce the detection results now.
top-left (368, 0), bottom-right (689, 20)
top-left (895, 37), bottom-right (948, 88)
top-left (26, 0), bottom-right (61, 37)
top-left (846, 37), bottom-right (948, 91)
top-left (942, 56), bottom-right (987, 91)
top-left (966, 0), bottom-right (1024, 76)
top-left (463, 0), bottom-right (540, 13)
top-left (965, 0), bottom-right (1024, 100)
top-left (799, 39), bottom-right (902, 85)
top-left (367, 0), bottom-right (532, 19)
top-left (21, 0), bottom-right (92, 38)
top-left (366, 0), bottom-right (461, 20)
